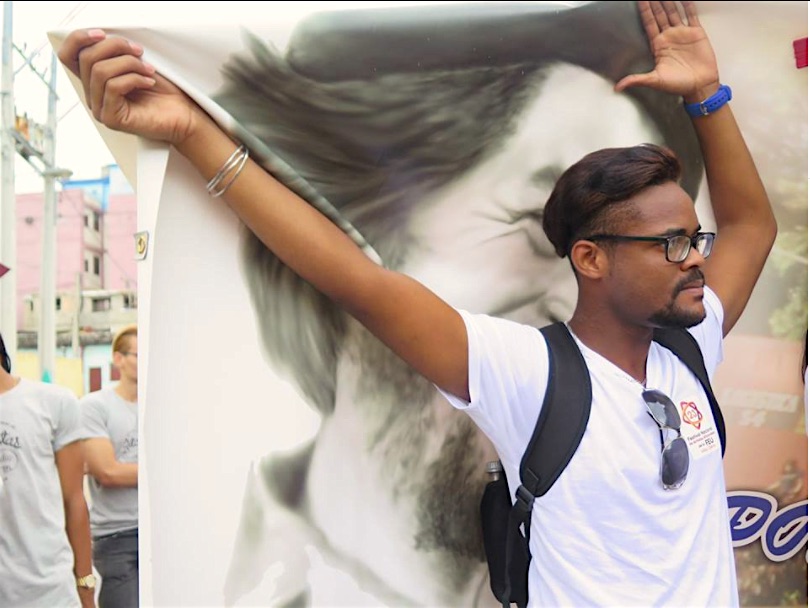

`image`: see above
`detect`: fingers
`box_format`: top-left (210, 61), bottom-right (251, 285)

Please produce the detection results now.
top-left (642, 1), bottom-right (692, 35)
top-left (57, 29), bottom-right (106, 76)
top-left (637, 2), bottom-right (660, 47)
top-left (78, 37), bottom-right (147, 108)
top-left (661, 2), bottom-right (685, 26)
top-left (614, 72), bottom-right (657, 93)
top-left (58, 29), bottom-right (150, 111)
top-left (681, 1), bottom-right (701, 27)
top-left (649, 2), bottom-right (671, 31)
top-left (96, 73), bottom-right (156, 126)
top-left (87, 55), bottom-right (155, 121)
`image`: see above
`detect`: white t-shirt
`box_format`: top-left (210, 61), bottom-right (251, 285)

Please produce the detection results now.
top-left (442, 287), bottom-right (737, 607)
top-left (80, 387), bottom-right (138, 536)
top-left (0, 379), bottom-right (86, 608)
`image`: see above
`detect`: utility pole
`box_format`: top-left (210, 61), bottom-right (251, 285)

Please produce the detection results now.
top-left (6, 19), bottom-right (72, 382)
top-left (0, 1), bottom-right (16, 367)
top-left (39, 52), bottom-right (57, 382)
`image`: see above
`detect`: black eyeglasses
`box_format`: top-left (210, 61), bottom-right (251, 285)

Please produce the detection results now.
top-left (641, 389), bottom-right (689, 490)
top-left (585, 232), bottom-right (715, 263)
top-left (121, 352), bottom-right (138, 359)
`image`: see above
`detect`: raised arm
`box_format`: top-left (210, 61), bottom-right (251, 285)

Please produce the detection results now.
top-left (616, 1), bottom-right (777, 336)
top-left (58, 31), bottom-right (471, 400)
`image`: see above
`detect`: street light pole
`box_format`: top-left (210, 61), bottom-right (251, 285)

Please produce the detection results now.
top-left (0, 1), bottom-right (16, 367)
top-left (39, 52), bottom-right (57, 382)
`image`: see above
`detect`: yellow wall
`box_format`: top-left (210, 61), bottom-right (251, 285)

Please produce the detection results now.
top-left (16, 352), bottom-right (85, 397)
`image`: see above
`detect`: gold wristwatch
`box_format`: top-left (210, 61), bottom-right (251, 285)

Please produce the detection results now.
top-left (76, 574), bottom-right (96, 590)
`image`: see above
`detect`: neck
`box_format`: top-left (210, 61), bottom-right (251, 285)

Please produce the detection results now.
top-left (568, 310), bottom-right (652, 384)
top-left (115, 379), bottom-right (137, 403)
top-left (0, 370), bottom-right (19, 395)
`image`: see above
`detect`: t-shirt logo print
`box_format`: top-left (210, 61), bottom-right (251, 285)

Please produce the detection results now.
top-left (680, 401), bottom-right (703, 430)
top-left (121, 431), bottom-right (138, 459)
top-left (0, 426), bottom-right (21, 480)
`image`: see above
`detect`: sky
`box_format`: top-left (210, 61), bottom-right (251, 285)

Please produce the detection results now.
top-left (6, 1), bottom-right (118, 193)
top-left (5, 0), bottom-right (497, 194)
top-left (8, 0), bottom-right (805, 197)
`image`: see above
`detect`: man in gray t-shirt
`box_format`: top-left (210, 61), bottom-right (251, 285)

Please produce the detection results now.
top-left (81, 325), bottom-right (139, 607)
top-left (0, 333), bottom-right (95, 607)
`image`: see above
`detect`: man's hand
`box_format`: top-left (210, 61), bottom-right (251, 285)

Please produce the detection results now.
top-left (77, 585), bottom-right (96, 608)
top-left (615, 1), bottom-right (720, 102)
top-left (57, 29), bottom-right (205, 146)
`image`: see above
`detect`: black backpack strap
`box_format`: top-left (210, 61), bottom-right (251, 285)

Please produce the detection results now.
top-left (500, 485), bottom-right (533, 608)
top-left (652, 327), bottom-right (726, 455)
top-left (498, 322), bottom-right (592, 608)
top-left (492, 325), bottom-right (721, 608)
top-left (522, 323), bottom-right (593, 494)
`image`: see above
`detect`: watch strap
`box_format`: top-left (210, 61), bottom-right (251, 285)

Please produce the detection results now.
top-left (683, 84), bottom-right (732, 117)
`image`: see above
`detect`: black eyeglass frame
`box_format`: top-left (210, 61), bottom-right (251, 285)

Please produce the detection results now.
top-left (641, 388), bottom-right (690, 490)
top-left (584, 231), bottom-right (715, 263)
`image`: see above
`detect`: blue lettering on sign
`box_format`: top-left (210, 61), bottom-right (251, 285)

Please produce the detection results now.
top-left (728, 491), bottom-right (808, 562)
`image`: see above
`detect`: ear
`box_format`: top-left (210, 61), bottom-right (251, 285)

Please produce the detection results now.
top-left (570, 239), bottom-right (608, 279)
top-left (111, 351), bottom-right (123, 369)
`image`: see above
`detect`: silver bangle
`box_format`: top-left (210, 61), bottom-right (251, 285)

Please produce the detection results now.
top-left (206, 145), bottom-right (243, 191)
top-left (206, 144), bottom-right (249, 198)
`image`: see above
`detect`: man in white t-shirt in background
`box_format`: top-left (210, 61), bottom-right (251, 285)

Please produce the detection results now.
top-left (0, 331), bottom-right (95, 607)
top-left (80, 325), bottom-right (139, 607)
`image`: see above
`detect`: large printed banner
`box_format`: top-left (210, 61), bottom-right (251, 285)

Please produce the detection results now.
top-left (51, 1), bottom-right (807, 606)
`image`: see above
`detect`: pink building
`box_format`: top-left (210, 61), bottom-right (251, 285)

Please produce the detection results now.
top-left (16, 165), bottom-right (137, 332)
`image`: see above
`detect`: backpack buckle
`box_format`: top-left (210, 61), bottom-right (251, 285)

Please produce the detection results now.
top-left (514, 485), bottom-right (534, 516)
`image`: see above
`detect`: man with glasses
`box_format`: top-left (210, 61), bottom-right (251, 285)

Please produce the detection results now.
top-left (80, 325), bottom-right (139, 607)
top-left (58, 0), bottom-right (776, 604)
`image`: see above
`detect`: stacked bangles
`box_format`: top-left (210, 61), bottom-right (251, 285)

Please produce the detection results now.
top-left (206, 144), bottom-right (250, 197)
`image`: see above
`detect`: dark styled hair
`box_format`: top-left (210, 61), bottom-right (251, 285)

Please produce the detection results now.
top-left (542, 144), bottom-right (682, 258)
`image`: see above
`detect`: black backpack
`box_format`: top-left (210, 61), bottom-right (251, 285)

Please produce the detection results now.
top-left (479, 322), bottom-right (727, 608)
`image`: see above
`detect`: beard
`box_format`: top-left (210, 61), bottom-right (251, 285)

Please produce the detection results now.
top-left (648, 302), bottom-right (706, 328)
top-left (648, 269), bottom-right (706, 328)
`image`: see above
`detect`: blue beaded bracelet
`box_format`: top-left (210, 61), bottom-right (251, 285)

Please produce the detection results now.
top-left (683, 84), bottom-right (732, 117)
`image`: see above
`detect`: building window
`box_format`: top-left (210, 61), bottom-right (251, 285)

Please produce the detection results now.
top-left (123, 294), bottom-right (138, 309)
top-left (92, 297), bottom-right (110, 312)
top-left (84, 259), bottom-right (89, 272)
top-left (93, 256), bottom-right (100, 276)
top-left (55, 296), bottom-right (61, 311)
top-left (86, 210), bottom-right (100, 231)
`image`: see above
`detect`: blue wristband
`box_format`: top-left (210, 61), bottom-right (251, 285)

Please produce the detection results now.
top-left (683, 84), bottom-right (732, 117)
